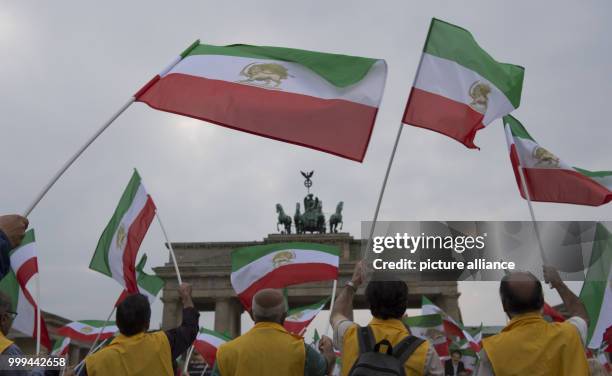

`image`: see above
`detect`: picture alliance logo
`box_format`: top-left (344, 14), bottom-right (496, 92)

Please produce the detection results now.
top-left (371, 232), bottom-right (488, 254)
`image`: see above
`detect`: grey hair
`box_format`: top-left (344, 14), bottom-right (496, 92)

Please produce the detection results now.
top-left (251, 296), bottom-right (287, 323)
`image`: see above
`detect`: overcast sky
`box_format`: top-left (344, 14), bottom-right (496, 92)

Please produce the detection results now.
top-left (1, 0), bottom-right (610, 335)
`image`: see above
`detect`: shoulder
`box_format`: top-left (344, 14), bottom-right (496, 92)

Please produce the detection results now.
top-left (561, 317), bottom-right (588, 344)
top-left (332, 319), bottom-right (357, 351)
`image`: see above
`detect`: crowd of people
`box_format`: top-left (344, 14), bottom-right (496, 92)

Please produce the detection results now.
top-left (0, 214), bottom-right (606, 375)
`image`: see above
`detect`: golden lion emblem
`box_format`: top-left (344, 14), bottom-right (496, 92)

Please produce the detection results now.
top-left (116, 224), bottom-right (127, 250)
top-left (287, 311), bottom-right (305, 321)
top-left (532, 146), bottom-right (560, 168)
top-left (81, 327), bottom-right (94, 334)
top-left (238, 62), bottom-right (292, 88)
top-left (272, 250), bottom-right (295, 268)
top-left (469, 81), bottom-right (491, 114)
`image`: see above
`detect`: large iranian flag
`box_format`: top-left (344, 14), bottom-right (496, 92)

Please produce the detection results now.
top-left (136, 42), bottom-right (387, 162)
top-left (231, 243), bottom-right (339, 309)
top-left (0, 230), bottom-right (52, 350)
top-left (403, 18), bottom-right (524, 149)
top-left (194, 328), bottom-right (231, 366)
top-left (284, 297), bottom-right (330, 335)
top-left (403, 314), bottom-right (450, 358)
top-left (90, 170), bottom-right (156, 293)
top-left (57, 320), bottom-right (118, 342)
top-left (504, 115), bottom-right (612, 206)
top-left (422, 296), bottom-right (481, 351)
top-left (116, 253), bottom-right (165, 305)
top-left (579, 223), bottom-right (612, 349)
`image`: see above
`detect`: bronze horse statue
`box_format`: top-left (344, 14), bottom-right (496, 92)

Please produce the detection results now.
top-left (276, 203), bottom-right (292, 234)
top-left (294, 203), bottom-right (304, 234)
top-left (329, 201), bottom-right (343, 233)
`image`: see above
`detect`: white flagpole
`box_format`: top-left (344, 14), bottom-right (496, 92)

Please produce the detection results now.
top-left (324, 280), bottom-right (337, 336)
top-left (155, 212), bottom-right (183, 285)
top-left (78, 305), bottom-right (116, 369)
top-left (22, 39), bottom-right (200, 218)
top-left (199, 363), bottom-right (209, 376)
top-left (183, 345), bottom-right (195, 375)
top-left (74, 338), bottom-right (110, 374)
top-left (35, 274), bottom-right (41, 355)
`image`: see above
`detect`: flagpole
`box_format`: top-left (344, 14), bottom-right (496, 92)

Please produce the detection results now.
top-left (199, 363), bottom-right (209, 376)
top-left (183, 345), bottom-right (195, 375)
top-left (155, 212), bottom-right (183, 285)
top-left (515, 159), bottom-right (548, 264)
top-left (74, 338), bottom-right (110, 374)
top-left (324, 280), bottom-right (337, 335)
top-left (77, 305), bottom-right (116, 372)
top-left (21, 39), bottom-right (201, 218)
top-left (35, 274), bottom-right (41, 355)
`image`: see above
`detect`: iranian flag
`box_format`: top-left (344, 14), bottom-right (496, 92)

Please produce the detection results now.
top-left (57, 320), bottom-right (118, 342)
top-left (193, 328), bottom-right (231, 366)
top-left (422, 296), bottom-right (481, 352)
top-left (403, 314), bottom-right (450, 358)
top-left (90, 170), bottom-right (156, 293)
top-left (403, 18), bottom-right (524, 149)
top-left (231, 243), bottom-right (339, 309)
top-left (51, 337), bottom-right (71, 357)
top-left (504, 115), bottom-right (611, 206)
top-left (136, 42), bottom-right (387, 162)
top-left (579, 223), bottom-right (612, 349)
top-left (454, 348), bottom-right (479, 371)
top-left (543, 302), bottom-right (566, 322)
top-left (284, 297), bottom-right (330, 335)
top-left (0, 230), bottom-right (52, 350)
top-left (116, 253), bottom-right (165, 305)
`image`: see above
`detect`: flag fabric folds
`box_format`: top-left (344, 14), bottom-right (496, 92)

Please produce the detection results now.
top-left (0, 230), bottom-right (52, 350)
top-left (89, 170), bottom-right (157, 293)
top-left (116, 253), bottom-right (165, 305)
top-left (57, 320), bottom-right (118, 343)
top-left (403, 314), bottom-right (450, 359)
top-left (579, 223), bottom-right (612, 349)
top-left (403, 18), bottom-right (524, 149)
top-left (284, 297), bottom-right (330, 335)
top-left (51, 337), bottom-right (71, 357)
top-left (230, 243), bottom-right (339, 310)
top-left (193, 328), bottom-right (231, 366)
top-left (422, 296), bottom-right (481, 352)
top-left (503, 115), bottom-right (612, 206)
top-left (136, 42), bottom-right (387, 162)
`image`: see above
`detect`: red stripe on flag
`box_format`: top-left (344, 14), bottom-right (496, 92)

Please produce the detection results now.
top-left (14, 258), bottom-right (38, 287)
top-left (122, 196), bottom-right (156, 293)
top-left (20, 285), bottom-right (52, 350)
top-left (57, 326), bottom-right (115, 343)
top-left (137, 73), bottom-right (378, 162)
top-left (403, 87), bottom-right (484, 149)
top-left (194, 340), bottom-right (221, 366)
top-left (237, 263), bottom-right (338, 310)
top-left (284, 317), bottom-right (316, 335)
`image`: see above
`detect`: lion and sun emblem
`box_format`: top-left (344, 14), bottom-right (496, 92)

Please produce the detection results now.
top-left (237, 62), bottom-right (292, 89)
top-left (532, 146), bottom-right (560, 168)
top-left (468, 81), bottom-right (491, 114)
top-left (272, 250), bottom-right (295, 268)
top-left (116, 224), bottom-right (127, 250)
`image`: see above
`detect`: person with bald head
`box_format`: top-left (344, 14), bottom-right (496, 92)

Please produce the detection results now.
top-left (213, 289), bottom-right (337, 376)
top-left (476, 266), bottom-right (590, 376)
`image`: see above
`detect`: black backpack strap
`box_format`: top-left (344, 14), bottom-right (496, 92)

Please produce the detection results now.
top-left (356, 326), bottom-right (376, 355)
top-left (392, 335), bottom-right (425, 364)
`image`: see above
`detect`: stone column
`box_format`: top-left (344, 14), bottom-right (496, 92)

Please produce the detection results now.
top-left (214, 298), bottom-right (242, 338)
top-left (161, 297), bottom-right (183, 330)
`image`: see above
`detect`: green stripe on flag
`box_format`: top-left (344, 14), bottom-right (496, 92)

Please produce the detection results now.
top-left (9, 229), bottom-right (35, 257)
top-left (503, 115), bottom-right (534, 141)
top-left (287, 297), bottom-right (330, 316)
top-left (186, 44), bottom-right (379, 88)
top-left (574, 167), bottom-right (612, 179)
top-left (0, 271), bottom-right (20, 312)
top-left (425, 18), bottom-right (525, 108)
top-left (135, 254), bottom-right (164, 296)
top-left (403, 314), bottom-right (443, 328)
top-left (231, 242), bottom-right (339, 271)
top-left (89, 170), bottom-right (142, 276)
top-left (579, 223), bottom-right (612, 344)
top-left (200, 327), bottom-right (232, 341)
top-left (78, 320), bottom-right (117, 327)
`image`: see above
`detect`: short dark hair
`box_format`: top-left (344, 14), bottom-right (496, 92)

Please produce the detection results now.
top-left (451, 349), bottom-right (462, 357)
top-left (499, 272), bottom-right (544, 315)
top-left (116, 294), bottom-right (150, 336)
top-left (365, 281), bottom-right (408, 320)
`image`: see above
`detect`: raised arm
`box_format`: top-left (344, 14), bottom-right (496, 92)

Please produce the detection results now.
top-left (543, 266), bottom-right (589, 324)
top-left (330, 261), bottom-right (364, 328)
top-left (165, 283), bottom-right (200, 359)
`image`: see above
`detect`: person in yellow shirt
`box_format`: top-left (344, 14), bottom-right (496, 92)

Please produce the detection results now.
top-left (70, 283), bottom-right (199, 376)
top-left (330, 261), bottom-right (443, 376)
top-left (214, 289), bottom-right (337, 376)
top-left (476, 266), bottom-right (590, 376)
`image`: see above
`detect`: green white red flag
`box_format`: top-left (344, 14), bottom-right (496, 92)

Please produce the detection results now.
top-left (136, 42), bottom-right (387, 162)
top-left (579, 223), bottom-right (612, 349)
top-left (403, 18), bottom-right (524, 149)
top-left (543, 302), bottom-right (565, 322)
top-left (231, 243), bottom-right (339, 310)
top-left (193, 328), bottom-right (231, 366)
top-left (284, 297), bottom-right (330, 335)
top-left (403, 314), bottom-right (450, 358)
top-left (51, 337), bottom-right (70, 357)
top-left (422, 296), bottom-right (481, 352)
top-left (89, 170), bottom-right (156, 293)
top-left (504, 115), bottom-right (611, 206)
top-left (57, 320), bottom-right (118, 343)
top-left (0, 230), bottom-right (52, 350)
top-left (116, 253), bottom-right (165, 305)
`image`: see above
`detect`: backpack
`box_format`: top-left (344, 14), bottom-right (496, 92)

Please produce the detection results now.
top-left (347, 326), bottom-right (425, 376)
